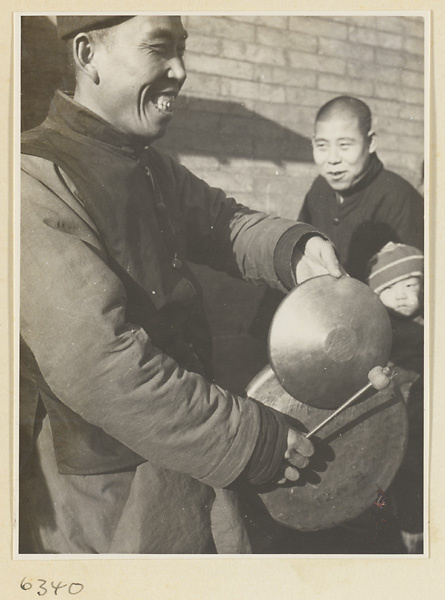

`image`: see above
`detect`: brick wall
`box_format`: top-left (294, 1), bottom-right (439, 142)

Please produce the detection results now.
top-left (21, 15), bottom-right (425, 216)
top-left (154, 15), bottom-right (425, 219)
top-left (20, 14), bottom-right (425, 393)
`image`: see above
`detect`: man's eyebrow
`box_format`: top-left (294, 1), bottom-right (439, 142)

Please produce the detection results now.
top-left (313, 135), bottom-right (356, 142)
top-left (144, 27), bottom-right (189, 41)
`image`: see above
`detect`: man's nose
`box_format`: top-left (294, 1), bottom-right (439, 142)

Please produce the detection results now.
top-left (395, 287), bottom-right (407, 300)
top-left (168, 57), bottom-right (187, 86)
top-left (327, 146), bottom-right (341, 164)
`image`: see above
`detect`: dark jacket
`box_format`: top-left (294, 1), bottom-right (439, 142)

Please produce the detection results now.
top-left (298, 153), bottom-right (424, 280)
top-left (20, 92), bottom-right (319, 553)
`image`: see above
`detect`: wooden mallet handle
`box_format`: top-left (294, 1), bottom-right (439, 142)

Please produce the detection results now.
top-left (305, 366), bottom-right (392, 439)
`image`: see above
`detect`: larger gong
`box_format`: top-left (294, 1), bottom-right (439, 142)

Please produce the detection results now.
top-left (246, 366), bottom-right (408, 531)
top-left (269, 275), bottom-right (392, 409)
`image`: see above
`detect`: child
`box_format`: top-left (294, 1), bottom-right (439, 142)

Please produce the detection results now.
top-left (367, 242), bottom-right (424, 553)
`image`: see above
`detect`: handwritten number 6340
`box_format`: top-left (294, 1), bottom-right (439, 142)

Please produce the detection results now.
top-left (20, 578), bottom-right (84, 596)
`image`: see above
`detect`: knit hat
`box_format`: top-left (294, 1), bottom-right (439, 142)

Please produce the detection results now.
top-left (367, 242), bottom-right (424, 295)
top-left (57, 16), bottom-right (134, 40)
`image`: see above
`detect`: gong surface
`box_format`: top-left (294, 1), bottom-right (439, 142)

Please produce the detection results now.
top-left (269, 275), bottom-right (392, 409)
top-left (246, 365), bottom-right (408, 532)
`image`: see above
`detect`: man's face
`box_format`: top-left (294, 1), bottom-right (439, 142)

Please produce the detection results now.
top-left (379, 276), bottom-right (422, 318)
top-left (90, 16), bottom-right (187, 142)
top-left (312, 114), bottom-right (374, 192)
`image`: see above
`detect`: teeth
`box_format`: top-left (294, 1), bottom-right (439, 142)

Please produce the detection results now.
top-left (154, 96), bottom-right (175, 112)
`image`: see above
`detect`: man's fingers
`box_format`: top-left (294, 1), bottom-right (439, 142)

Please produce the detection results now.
top-left (293, 236), bottom-right (344, 283)
top-left (283, 465), bottom-right (300, 482)
top-left (286, 429), bottom-right (315, 457)
top-left (320, 242), bottom-right (342, 278)
top-left (284, 451), bottom-right (310, 470)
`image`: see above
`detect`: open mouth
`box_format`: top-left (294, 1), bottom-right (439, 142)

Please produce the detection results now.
top-left (328, 171), bottom-right (346, 179)
top-left (152, 93), bottom-right (177, 114)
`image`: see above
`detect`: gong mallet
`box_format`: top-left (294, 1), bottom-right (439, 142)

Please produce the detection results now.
top-left (305, 366), bottom-right (392, 439)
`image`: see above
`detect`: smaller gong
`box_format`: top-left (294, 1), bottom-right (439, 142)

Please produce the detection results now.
top-left (268, 275), bottom-right (392, 409)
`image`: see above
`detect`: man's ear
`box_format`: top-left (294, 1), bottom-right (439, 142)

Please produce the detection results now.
top-left (368, 130), bottom-right (377, 153)
top-left (72, 33), bottom-right (99, 84)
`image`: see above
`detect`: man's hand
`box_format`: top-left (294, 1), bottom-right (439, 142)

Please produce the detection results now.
top-left (277, 428), bottom-right (315, 485)
top-left (293, 235), bottom-right (344, 284)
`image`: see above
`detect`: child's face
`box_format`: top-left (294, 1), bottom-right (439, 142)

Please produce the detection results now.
top-left (379, 276), bottom-right (423, 318)
top-left (312, 115), bottom-right (375, 192)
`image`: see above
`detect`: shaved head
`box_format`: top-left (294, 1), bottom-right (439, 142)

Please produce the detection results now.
top-left (315, 96), bottom-right (373, 138)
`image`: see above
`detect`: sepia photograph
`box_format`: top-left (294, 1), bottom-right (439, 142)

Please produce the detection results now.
top-left (16, 11), bottom-right (427, 561)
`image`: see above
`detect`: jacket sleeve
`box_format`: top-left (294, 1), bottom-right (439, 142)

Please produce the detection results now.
top-left (155, 151), bottom-right (321, 291)
top-left (20, 159), bottom-right (273, 489)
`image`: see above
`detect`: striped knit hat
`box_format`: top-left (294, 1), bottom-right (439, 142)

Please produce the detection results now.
top-left (367, 242), bottom-right (424, 295)
top-left (57, 16), bottom-right (134, 40)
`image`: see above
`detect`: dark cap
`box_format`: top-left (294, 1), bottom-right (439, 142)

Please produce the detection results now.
top-left (57, 15), bottom-right (134, 40)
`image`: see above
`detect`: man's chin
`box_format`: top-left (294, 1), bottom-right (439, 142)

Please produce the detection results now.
top-left (323, 176), bottom-right (351, 192)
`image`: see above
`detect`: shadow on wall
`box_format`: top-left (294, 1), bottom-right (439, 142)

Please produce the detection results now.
top-left (155, 95), bottom-right (313, 165)
top-left (20, 15), bottom-right (310, 395)
top-left (21, 20), bottom-right (313, 166)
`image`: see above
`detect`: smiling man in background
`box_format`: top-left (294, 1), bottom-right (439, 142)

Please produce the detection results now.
top-left (19, 15), bottom-right (343, 554)
top-left (298, 96), bottom-right (424, 280)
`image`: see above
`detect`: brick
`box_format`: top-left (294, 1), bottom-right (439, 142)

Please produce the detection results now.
top-left (401, 69), bottom-right (425, 90)
top-left (378, 132), bottom-right (423, 154)
top-left (203, 169), bottom-right (254, 193)
top-left (374, 81), bottom-right (404, 102)
top-left (341, 16), bottom-right (376, 29)
top-left (257, 65), bottom-right (317, 89)
top-left (171, 154), bottom-right (221, 173)
top-left (348, 26), bottom-right (402, 50)
top-left (377, 30), bottom-right (404, 50)
top-left (264, 178), bottom-right (308, 218)
top-left (284, 87), bottom-right (341, 111)
top-left (382, 150), bottom-right (423, 173)
top-left (319, 37), bottom-right (374, 63)
top-left (220, 78), bottom-right (286, 103)
top-left (348, 26), bottom-right (378, 46)
top-left (186, 34), bottom-right (221, 56)
top-left (173, 110), bottom-right (222, 134)
top-left (399, 104), bottom-right (425, 122)
top-left (405, 53), bottom-right (424, 73)
top-left (288, 16), bottom-right (348, 40)
top-left (368, 98), bottom-right (407, 118)
top-left (284, 162), bottom-right (318, 179)
top-left (186, 53), bottom-right (254, 81)
top-left (232, 15), bottom-right (288, 30)
top-left (177, 93), bottom-right (256, 118)
top-left (219, 114), bottom-right (254, 138)
top-left (403, 17), bottom-right (425, 39)
top-left (318, 74), bottom-right (373, 98)
top-left (347, 61), bottom-right (401, 85)
top-left (376, 48), bottom-right (405, 68)
top-left (404, 87), bottom-right (424, 105)
top-left (373, 116), bottom-right (424, 138)
top-left (222, 39), bottom-right (287, 66)
top-left (287, 49), bottom-right (346, 76)
top-left (256, 25), bottom-right (317, 53)
top-left (253, 64), bottom-right (274, 84)
top-left (379, 150), bottom-right (423, 180)
top-left (229, 157), bottom-right (286, 173)
top-left (404, 36), bottom-right (424, 56)
top-left (253, 100), bottom-right (314, 136)
top-left (373, 17), bottom-right (405, 34)
top-left (183, 71), bottom-right (222, 97)
top-left (186, 16), bottom-right (256, 43)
